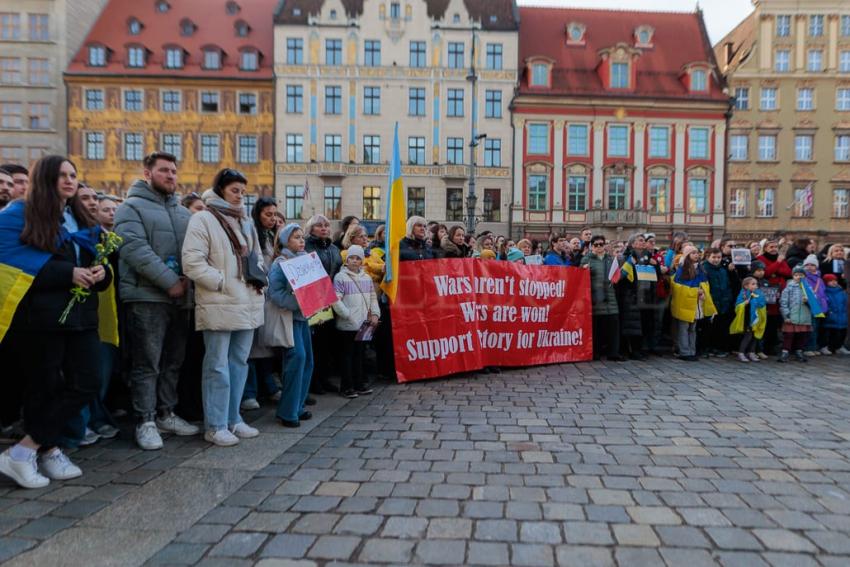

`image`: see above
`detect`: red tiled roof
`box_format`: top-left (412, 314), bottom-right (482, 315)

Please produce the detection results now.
top-left (517, 7), bottom-right (728, 102)
top-left (66, 0), bottom-right (276, 79)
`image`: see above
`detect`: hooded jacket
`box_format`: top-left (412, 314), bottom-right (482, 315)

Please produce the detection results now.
top-left (824, 285), bottom-right (848, 329)
top-left (268, 248), bottom-right (308, 322)
top-left (703, 260), bottom-right (734, 314)
top-left (332, 266), bottom-right (380, 331)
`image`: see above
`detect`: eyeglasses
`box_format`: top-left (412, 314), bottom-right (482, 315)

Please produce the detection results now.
top-left (592, 242), bottom-right (605, 247)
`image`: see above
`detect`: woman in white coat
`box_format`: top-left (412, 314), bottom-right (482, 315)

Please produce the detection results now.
top-left (182, 169), bottom-right (265, 446)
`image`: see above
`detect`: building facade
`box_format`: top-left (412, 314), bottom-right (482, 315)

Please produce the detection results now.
top-left (718, 0), bottom-right (850, 243)
top-left (512, 7), bottom-right (730, 244)
top-left (0, 0), bottom-right (106, 166)
top-left (64, 0), bottom-right (276, 198)
top-left (273, 0), bottom-right (518, 233)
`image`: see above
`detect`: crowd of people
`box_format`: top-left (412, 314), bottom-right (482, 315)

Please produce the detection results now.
top-left (0, 152), bottom-right (847, 490)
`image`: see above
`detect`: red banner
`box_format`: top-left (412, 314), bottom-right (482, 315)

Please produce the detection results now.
top-left (390, 259), bottom-right (593, 382)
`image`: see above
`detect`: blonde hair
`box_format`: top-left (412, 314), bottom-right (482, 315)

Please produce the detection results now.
top-left (342, 224), bottom-right (367, 249)
top-left (827, 243), bottom-right (845, 260)
top-left (304, 214), bottom-right (330, 237)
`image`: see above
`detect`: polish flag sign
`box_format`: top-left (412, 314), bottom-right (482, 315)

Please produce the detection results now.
top-left (280, 252), bottom-right (337, 318)
top-left (608, 257), bottom-right (621, 284)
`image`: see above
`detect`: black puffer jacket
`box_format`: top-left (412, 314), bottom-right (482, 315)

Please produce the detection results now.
top-left (399, 237), bottom-right (434, 261)
top-left (305, 234), bottom-right (342, 277)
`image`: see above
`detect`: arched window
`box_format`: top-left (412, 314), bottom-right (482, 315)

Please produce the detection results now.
top-left (128, 18), bottom-right (142, 35)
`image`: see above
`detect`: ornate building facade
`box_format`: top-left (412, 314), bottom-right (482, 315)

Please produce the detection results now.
top-left (512, 7), bottom-right (730, 244)
top-left (64, 0), bottom-right (276, 198)
top-left (718, 0), bottom-right (850, 243)
top-left (273, 0), bottom-right (518, 233)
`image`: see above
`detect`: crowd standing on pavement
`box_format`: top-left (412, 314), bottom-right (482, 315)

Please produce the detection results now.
top-left (0, 152), bottom-right (848, 490)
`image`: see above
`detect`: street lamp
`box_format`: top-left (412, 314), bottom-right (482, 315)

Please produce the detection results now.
top-left (466, 23), bottom-right (482, 235)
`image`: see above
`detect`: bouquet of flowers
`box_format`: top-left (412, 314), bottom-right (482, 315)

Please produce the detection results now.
top-left (58, 231), bottom-right (123, 325)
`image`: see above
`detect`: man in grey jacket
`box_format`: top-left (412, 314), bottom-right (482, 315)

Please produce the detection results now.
top-left (114, 152), bottom-right (199, 450)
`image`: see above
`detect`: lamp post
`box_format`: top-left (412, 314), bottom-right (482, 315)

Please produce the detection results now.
top-left (466, 23), bottom-right (483, 235)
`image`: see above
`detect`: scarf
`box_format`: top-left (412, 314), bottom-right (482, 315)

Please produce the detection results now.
top-left (203, 191), bottom-right (249, 279)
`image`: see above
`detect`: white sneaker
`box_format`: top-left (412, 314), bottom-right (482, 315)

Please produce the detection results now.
top-left (270, 391), bottom-right (282, 402)
top-left (240, 398), bottom-right (260, 411)
top-left (0, 449), bottom-right (49, 489)
top-left (39, 449), bottom-right (82, 480)
top-left (230, 422), bottom-right (259, 439)
top-left (820, 347), bottom-right (833, 356)
top-left (837, 346), bottom-right (850, 355)
top-left (204, 429), bottom-right (239, 447)
top-left (79, 428), bottom-right (100, 446)
top-left (804, 350), bottom-right (818, 357)
top-left (748, 353), bottom-right (760, 362)
top-left (136, 422), bottom-right (164, 450)
top-left (156, 413), bottom-right (200, 436)
top-left (96, 424), bottom-right (120, 439)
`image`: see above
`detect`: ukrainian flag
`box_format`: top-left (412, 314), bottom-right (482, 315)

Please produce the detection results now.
top-left (0, 201), bottom-right (52, 342)
top-left (380, 123), bottom-right (405, 303)
top-left (730, 289), bottom-right (767, 339)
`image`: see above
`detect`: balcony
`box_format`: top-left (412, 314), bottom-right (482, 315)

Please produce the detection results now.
top-left (440, 164), bottom-right (468, 179)
top-left (587, 209), bottom-right (647, 227)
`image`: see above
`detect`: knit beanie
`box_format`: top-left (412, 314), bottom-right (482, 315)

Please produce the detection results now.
top-left (277, 223), bottom-right (303, 247)
top-left (803, 254), bottom-right (819, 267)
top-left (507, 248), bottom-right (524, 262)
top-left (680, 245), bottom-right (698, 265)
top-left (480, 249), bottom-right (497, 260)
top-left (824, 274), bottom-right (838, 283)
top-left (792, 264), bottom-right (806, 275)
top-left (750, 260), bottom-right (766, 272)
top-left (346, 245), bottom-right (365, 260)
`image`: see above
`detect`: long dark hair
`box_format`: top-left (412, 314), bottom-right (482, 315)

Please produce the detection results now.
top-left (20, 155), bottom-right (91, 253)
top-left (681, 251), bottom-right (699, 281)
top-left (252, 196), bottom-right (277, 251)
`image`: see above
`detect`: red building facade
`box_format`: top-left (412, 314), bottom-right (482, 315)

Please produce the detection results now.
top-left (511, 7), bottom-right (731, 244)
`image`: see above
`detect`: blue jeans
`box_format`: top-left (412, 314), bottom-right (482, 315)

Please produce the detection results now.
top-left (805, 318), bottom-right (822, 352)
top-left (61, 342), bottom-right (118, 447)
top-left (202, 329), bottom-right (254, 431)
top-left (276, 320), bottom-right (313, 422)
top-left (244, 358), bottom-right (280, 401)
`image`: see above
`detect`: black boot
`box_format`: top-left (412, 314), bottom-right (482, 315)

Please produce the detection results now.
top-left (777, 351), bottom-right (790, 363)
top-left (794, 350), bottom-right (808, 363)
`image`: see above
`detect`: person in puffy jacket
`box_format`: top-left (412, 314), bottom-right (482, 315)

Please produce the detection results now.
top-left (543, 233), bottom-right (572, 266)
top-left (399, 216), bottom-right (434, 261)
top-left (580, 235), bottom-right (621, 361)
top-left (778, 265), bottom-right (819, 363)
top-left (671, 246), bottom-right (717, 361)
top-left (756, 238), bottom-right (792, 355)
top-left (822, 274), bottom-right (849, 354)
top-left (701, 248), bottom-right (734, 357)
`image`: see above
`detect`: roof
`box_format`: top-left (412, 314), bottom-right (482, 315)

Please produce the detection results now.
top-left (713, 12), bottom-right (756, 74)
top-left (274, 0), bottom-right (519, 30)
top-left (66, 0), bottom-right (276, 79)
top-left (517, 7), bottom-right (728, 102)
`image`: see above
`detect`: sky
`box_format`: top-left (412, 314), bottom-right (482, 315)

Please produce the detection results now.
top-left (515, 0), bottom-right (754, 44)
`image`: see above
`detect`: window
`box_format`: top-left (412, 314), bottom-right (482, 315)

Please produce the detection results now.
top-left (324, 186), bottom-right (341, 219)
top-left (607, 177), bottom-right (627, 210)
top-left (836, 135), bottom-right (850, 161)
top-left (843, 15), bottom-right (850, 37)
top-left (486, 43), bottom-right (503, 70)
top-left (447, 137), bottom-right (463, 164)
top-left (775, 50), bottom-right (790, 72)
top-left (241, 50), bottom-right (258, 71)
top-left (0, 13), bottom-right (21, 39)
top-left (162, 133), bottom-right (182, 159)
top-left (567, 124), bottom-right (589, 156)
top-left (162, 90), bottom-right (181, 112)
top-left (285, 185), bottom-right (304, 219)
top-left (238, 92), bottom-right (256, 114)
top-left (28, 58), bottom-right (49, 85)
top-left (324, 134), bottom-right (342, 162)
top-left (364, 40), bottom-right (380, 66)
top-left (688, 178), bottom-right (707, 214)
top-left (448, 42), bottom-right (464, 68)
top-left (409, 41), bottom-right (426, 68)
top-left (531, 64), bottom-right (547, 87)
top-left (734, 87), bottom-right (749, 110)
top-left (28, 103), bottom-right (48, 129)
top-left (776, 15), bottom-right (791, 37)
top-left (528, 174), bottom-right (547, 212)
top-left (285, 134), bottom-right (303, 162)
top-left (226, 1), bottom-right (240, 15)
top-left (729, 188), bottom-right (747, 217)
top-left (408, 136), bottom-right (425, 165)
top-left (484, 138), bottom-right (501, 167)
top-left (795, 135), bottom-right (813, 161)
top-left (0, 58), bottom-right (21, 84)
top-left (363, 135), bottom-right (380, 164)
top-left (760, 87), bottom-right (777, 110)
top-left (446, 188), bottom-right (463, 221)
top-left (165, 48), bottom-right (183, 69)
top-left (0, 146), bottom-right (22, 163)
top-left (85, 89), bottom-right (104, 110)
top-left (203, 50), bottom-right (221, 70)
top-left (238, 135), bottom-right (258, 163)
top-left (28, 14), bottom-right (48, 41)
top-left (200, 134), bottom-right (220, 163)
top-left (808, 50), bottom-right (823, 72)
top-left (200, 91), bottom-right (219, 113)
top-left (390, 2), bottom-right (400, 20)
top-left (689, 128), bottom-right (710, 159)
top-left (362, 186), bottom-right (381, 219)
top-left (363, 86), bottom-right (380, 115)
top-left (85, 132), bottom-right (105, 160)
top-left (447, 88), bottom-right (464, 117)
top-left (124, 132), bottom-right (143, 161)
top-left (408, 87), bottom-right (425, 116)
top-left (286, 85), bottom-right (303, 113)
top-left (648, 177), bottom-right (668, 213)
top-left (757, 188), bottom-right (775, 217)
top-left (325, 86), bottom-right (342, 114)
top-left (842, 51), bottom-right (850, 73)
top-left (407, 187), bottom-right (425, 217)
top-left (483, 188), bottom-right (501, 222)
top-left (838, 88), bottom-right (850, 111)
top-left (485, 90), bottom-right (502, 118)
top-left (611, 62), bottom-right (629, 88)
top-left (89, 45), bottom-right (106, 67)
top-left (758, 135), bottom-right (777, 160)
top-left (730, 135), bottom-right (749, 161)
top-left (810, 15), bottom-right (824, 37)
top-left (180, 19), bottom-right (195, 36)
top-left (287, 38), bottom-right (303, 64)
top-left (567, 176), bottom-right (587, 212)
top-left (797, 88), bottom-right (814, 111)
top-left (793, 188), bottom-right (813, 217)
top-left (127, 46), bottom-right (145, 68)
top-left (528, 123), bottom-right (549, 154)
top-left (123, 90), bottom-right (143, 111)
top-left (691, 69), bottom-right (707, 92)
top-left (235, 21), bottom-right (249, 37)
top-left (834, 189), bottom-right (849, 217)
top-left (325, 39), bottom-right (342, 65)
top-left (607, 125), bottom-right (629, 157)
top-left (648, 127), bottom-right (670, 158)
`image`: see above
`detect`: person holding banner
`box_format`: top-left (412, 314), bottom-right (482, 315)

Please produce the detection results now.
top-left (581, 235), bottom-right (621, 361)
top-left (543, 234), bottom-right (572, 267)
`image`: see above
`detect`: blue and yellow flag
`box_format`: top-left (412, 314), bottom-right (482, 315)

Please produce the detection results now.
top-left (800, 280), bottom-right (826, 319)
top-left (380, 123), bottom-right (405, 303)
top-left (730, 289), bottom-right (767, 339)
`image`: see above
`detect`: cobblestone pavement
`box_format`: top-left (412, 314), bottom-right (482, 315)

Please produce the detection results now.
top-left (2, 356), bottom-right (850, 566)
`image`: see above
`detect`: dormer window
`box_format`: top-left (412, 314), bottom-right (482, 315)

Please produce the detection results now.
top-left (531, 63), bottom-right (549, 87)
top-left (235, 20), bottom-right (249, 37)
top-left (566, 22), bottom-right (586, 46)
top-left (127, 46), bottom-right (146, 68)
top-left (88, 45), bottom-right (107, 67)
top-left (203, 49), bottom-right (222, 70)
top-left (611, 62), bottom-right (629, 89)
top-left (164, 47), bottom-right (183, 69)
top-left (453, 13), bottom-right (461, 24)
top-left (240, 49), bottom-right (258, 71)
top-left (490, 15), bottom-right (497, 24)
top-left (293, 8), bottom-right (301, 16)
top-left (330, 9), bottom-right (337, 20)
top-left (128, 18), bottom-right (142, 35)
top-left (390, 3), bottom-right (400, 20)
top-left (226, 1), bottom-right (240, 15)
top-left (691, 69), bottom-right (707, 92)
top-left (155, 1), bottom-right (170, 13)
top-left (180, 19), bottom-right (195, 37)
top-left (634, 25), bottom-right (654, 47)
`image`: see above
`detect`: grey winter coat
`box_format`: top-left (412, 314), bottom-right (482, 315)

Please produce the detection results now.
top-left (581, 253), bottom-right (618, 316)
top-left (114, 179), bottom-right (191, 304)
top-left (779, 280), bottom-right (813, 326)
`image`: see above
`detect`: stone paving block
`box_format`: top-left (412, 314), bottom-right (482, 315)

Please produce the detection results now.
top-left (659, 547), bottom-right (719, 567)
top-left (563, 521), bottom-right (614, 545)
top-left (705, 527), bottom-right (764, 550)
top-left (627, 506), bottom-right (682, 525)
top-left (804, 529), bottom-right (850, 554)
top-left (715, 551), bottom-right (770, 567)
top-left (427, 517), bottom-right (472, 539)
top-left (678, 507), bottom-right (732, 526)
top-left (0, 538), bottom-right (35, 563)
top-left (555, 545), bottom-right (614, 567)
top-left (359, 538), bottom-right (415, 563)
top-left (519, 521), bottom-right (562, 544)
top-left (613, 547), bottom-right (663, 567)
top-left (289, 496), bottom-right (341, 513)
top-left (209, 532), bottom-right (268, 557)
top-left (511, 543), bottom-right (554, 567)
top-left (260, 534), bottom-right (317, 558)
top-left (415, 539), bottom-right (466, 565)
top-left (381, 516), bottom-right (428, 538)
top-left (752, 528), bottom-right (817, 553)
top-left (234, 512), bottom-right (298, 533)
top-left (11, 516), bottom-right (74, 539)
top-left (760, 552), bottom-right (820, 567)
top-left (655, 526), bottom-right (712, 548)
top-left (612, 524), bottom-right (660, 547)
top-left (148, 542), bottom-right (209, 565)
top-left (333, 513), bottom-right (384, 536)
top-left (175, 523), bottom-right (232, 544)
top-left (306, 535), bottom-right (360, 560)
top-left (467, 541), bottom-right (509, 565)
top-left (463, 501), bottom-right (504, 519)
top-left (291, 513), bottom-right (340, 534)
top-left (377, 497), bottom-right (417, 516)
